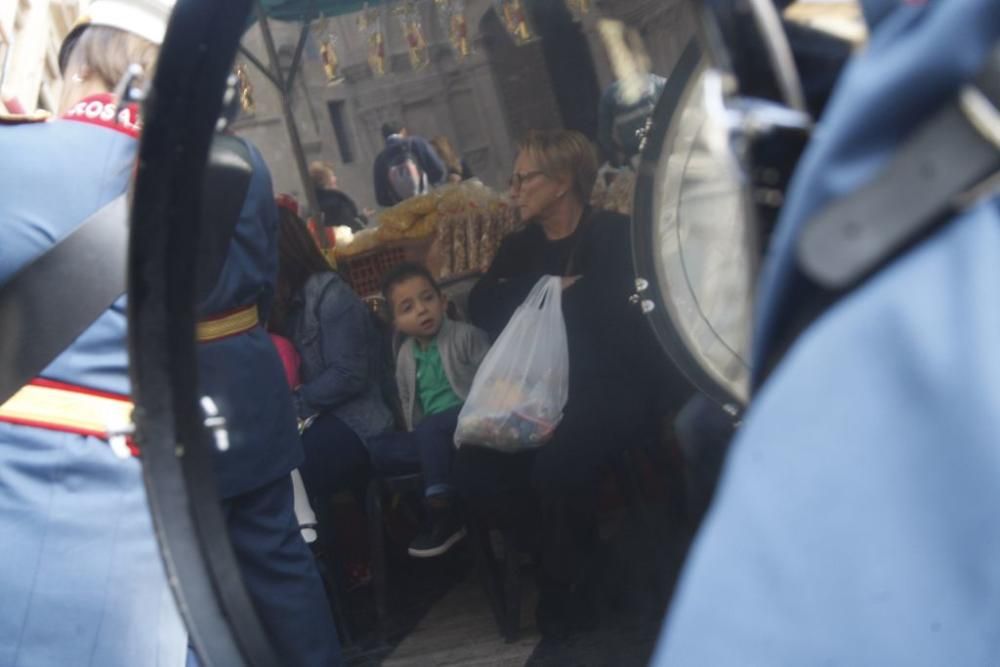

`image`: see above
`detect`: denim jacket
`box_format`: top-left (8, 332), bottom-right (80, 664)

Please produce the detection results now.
top-left (289, 272), bottom-right (394, 442)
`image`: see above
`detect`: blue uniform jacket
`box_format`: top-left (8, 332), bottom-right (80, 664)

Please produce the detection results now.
top-left (196, 137), bottom-right (303, 499)
top-left (0, 118), bottom-right (186, 666)
top-left (656, 1), bottom-right (1000, 665)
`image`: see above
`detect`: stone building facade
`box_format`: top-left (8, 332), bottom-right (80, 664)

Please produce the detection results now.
top-left (233, 0), bottom-right (694, 213)
top-left (0, 0), bottom-right (86, 114)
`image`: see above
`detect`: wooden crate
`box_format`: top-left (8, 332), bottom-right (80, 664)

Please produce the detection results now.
top-left (339, 237), bottom-right (434, 297)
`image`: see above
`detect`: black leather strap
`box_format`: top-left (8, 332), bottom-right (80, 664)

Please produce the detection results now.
top-left (196, 135), bottom-right (253, 300)
top-left (0, 194), bottom-right (128, 406)
top-left (798, 47), bottom-right (1000, 289)
top-left (0, 134), bottom-right (253, 409)
top-left (756, 45), bottom-right (999, 390)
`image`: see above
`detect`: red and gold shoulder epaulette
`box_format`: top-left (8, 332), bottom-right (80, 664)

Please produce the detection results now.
top-left (0, 109), bottom-right (51, 125)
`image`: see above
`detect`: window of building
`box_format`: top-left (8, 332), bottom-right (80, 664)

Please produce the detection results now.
top-left (326, 100), bottom-right (354, 164)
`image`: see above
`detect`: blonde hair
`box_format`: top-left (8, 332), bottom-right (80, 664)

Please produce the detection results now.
top-left (517, 129), bottom-right (598, 204)
top-left (308, 161), bottom-right (336, 188)
top-left (64, 25), bottom-right (159, 91)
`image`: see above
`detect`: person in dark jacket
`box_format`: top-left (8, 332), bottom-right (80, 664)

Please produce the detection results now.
top-left (458, 129), bottom-right (667, 638)
top-left (194, 137), bottom-right (343, 666)
top-left (372, 121), bottom-right (447, 207)
top-left (309, 160), bottom-right (368, 232)
top-left (270, 207), bottom-right (394, 507)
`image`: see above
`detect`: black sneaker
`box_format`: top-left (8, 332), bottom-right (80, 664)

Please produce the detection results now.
top-left (408, 508), bottom-right (467, 558)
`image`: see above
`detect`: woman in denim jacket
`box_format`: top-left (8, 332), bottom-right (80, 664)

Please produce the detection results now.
top-left (271, 202), bottom-right (394, 504)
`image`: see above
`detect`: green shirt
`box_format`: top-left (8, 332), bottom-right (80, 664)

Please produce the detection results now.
top-left (414, 339), bottom-right (463, 416)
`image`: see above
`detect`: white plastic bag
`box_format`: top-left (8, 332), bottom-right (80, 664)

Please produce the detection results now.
top-left (455, 276), bottom-right (569, 452)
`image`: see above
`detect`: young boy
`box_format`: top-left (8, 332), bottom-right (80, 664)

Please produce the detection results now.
top-left (370, 263), bottom-right (491, 557)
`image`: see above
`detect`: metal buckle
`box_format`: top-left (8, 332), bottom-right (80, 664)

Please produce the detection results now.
top-left (954, 83), bottom-right (1000, 209)
top-left (959, 84), bottom-right (1000, 150)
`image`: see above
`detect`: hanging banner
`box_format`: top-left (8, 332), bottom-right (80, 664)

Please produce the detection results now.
top-left (494, 0), bottom-right (533, 44)
top-left (394, 0), bottom-right (430, 71)
top-left (313, 17), bottom-right (345, 85)
top-left (358, 3), bottom-right (387, 77)
top-left (434, 0), bottom-right (472, 60)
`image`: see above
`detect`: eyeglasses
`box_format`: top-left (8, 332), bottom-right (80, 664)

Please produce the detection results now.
top-left (509, 170), bottom-right (546, 190)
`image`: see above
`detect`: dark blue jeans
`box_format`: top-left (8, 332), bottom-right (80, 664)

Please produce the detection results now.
top-left (368, 406), bottom-right (460, 498)
top-left (220, 476), bottom-right (343, 667)
top-left (299, 411), bottom-right (371, 501)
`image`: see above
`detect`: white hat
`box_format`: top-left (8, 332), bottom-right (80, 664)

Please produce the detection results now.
top-left (59, 0), bottom-right (176, 72)
top-left (79, 0), bottom-right (177, 45)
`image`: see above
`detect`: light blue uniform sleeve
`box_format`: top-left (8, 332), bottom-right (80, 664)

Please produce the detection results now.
top-left (655, 1), bottom-right (1000, 664)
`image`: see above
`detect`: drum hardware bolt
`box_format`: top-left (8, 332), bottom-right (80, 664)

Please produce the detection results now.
top-left (106, 421), bottom-right (136, 460)
top-left (217, 74), bottom-right (239, 132)
top-left (636, 119), bottom-right (653, 152)
top-left (200, 396), bottom-right (230, 452)
top-left (630, 280), bottom-right (654, 312)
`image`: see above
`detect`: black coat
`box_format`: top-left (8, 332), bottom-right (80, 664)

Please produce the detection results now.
top-left (317, 187), bottom-right (365, 232)
top-left (468, 209), bottom-right (666, 405)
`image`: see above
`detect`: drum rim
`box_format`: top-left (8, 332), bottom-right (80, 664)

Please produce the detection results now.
top-left (632, 38), bottom-right (748, 412)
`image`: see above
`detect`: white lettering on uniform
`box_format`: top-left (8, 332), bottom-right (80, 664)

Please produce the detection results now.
top-left (69, 102), bottom-right (87, 117)
top-left (100, 103), bottom-right (116, 122)
top-left (85, 101), bottom-right (104, 118)
top-left (117, 108), bottom-right (138, 132)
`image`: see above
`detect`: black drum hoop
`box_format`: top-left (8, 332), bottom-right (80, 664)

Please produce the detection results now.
top-left (632, 39), bottom-right (746, 412)
top-left (128, 1), bottom-right (281, 665)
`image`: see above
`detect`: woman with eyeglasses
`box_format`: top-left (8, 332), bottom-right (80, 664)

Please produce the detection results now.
top-left (458, 129), bottom-right (668, 638)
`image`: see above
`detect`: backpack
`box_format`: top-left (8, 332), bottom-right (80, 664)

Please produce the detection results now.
top-left (385, 138), bottom-right (428, 202)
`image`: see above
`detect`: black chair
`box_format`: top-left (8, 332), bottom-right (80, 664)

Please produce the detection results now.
top-left (364, 471), bottom-right (424, 640)
top-left (469, 514), bottom-right (523, 642)
top-left (468, 446), bottom-right (661, 643)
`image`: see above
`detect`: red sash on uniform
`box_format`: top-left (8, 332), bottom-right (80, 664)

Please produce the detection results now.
top-left (61, 93), bottom-right (141, 138)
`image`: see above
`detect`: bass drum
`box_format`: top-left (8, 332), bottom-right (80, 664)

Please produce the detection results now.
top-left (632, 39), bottom-right (756, 410)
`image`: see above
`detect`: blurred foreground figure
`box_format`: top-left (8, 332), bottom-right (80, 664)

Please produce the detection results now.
top-left (656, 1), bottom-right (1000, 664)
top-left (193, 130), bottom-right (343, 666)
top-left (0, 2), bottom-right (187, 666)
